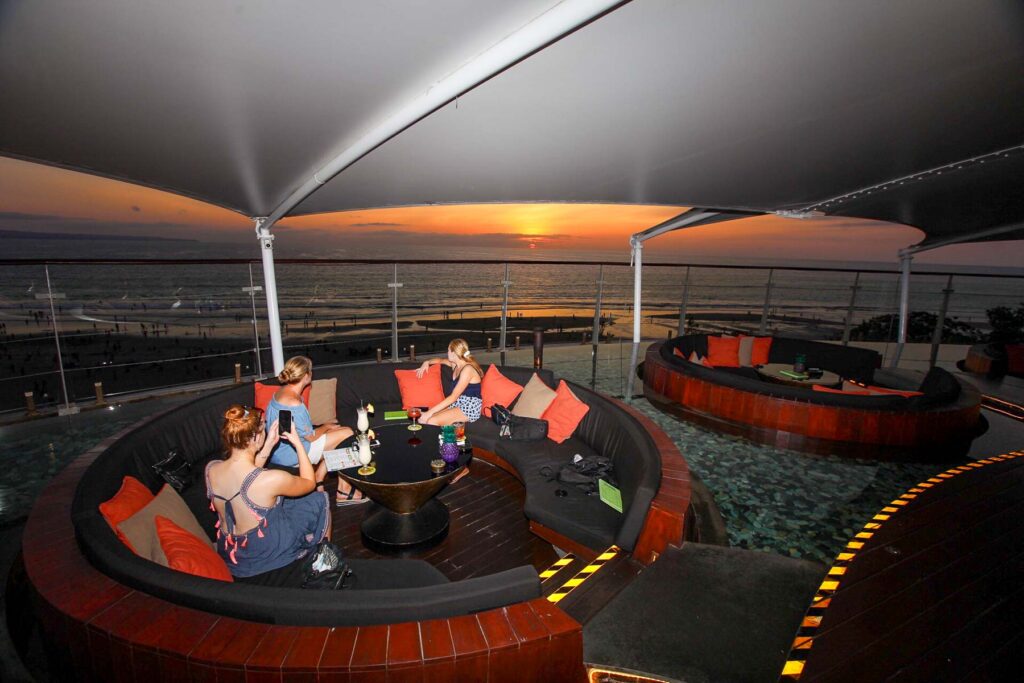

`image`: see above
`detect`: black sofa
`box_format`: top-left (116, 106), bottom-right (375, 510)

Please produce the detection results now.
top-left (664, 335), bottom-right (961, 410)
top-left (72, 362), bottom-right (661, 626)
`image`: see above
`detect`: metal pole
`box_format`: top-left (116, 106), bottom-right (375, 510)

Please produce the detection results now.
top-left (929, 275), bottom-right (954, 368)
top-left (255, 219), bottom-right (285, 374)
top-left (892, 251), bottom-right (913, 367)
top-left (592, 264), bottom-right (604, 388)
top-left (388, 263), bottom-right (403, 362)
top-left (628, 241), bottom-right (643, 399)
top-left (677, 266), bottom-right (690, 335)
top-left (246, 262), bottom-right (263, 378)
top-left (500, 263), bottom-right (511, 366)
top-left (44, 265), bottom-right (76, 415)
top-left (759, 269), bottom-right (774, 335)
top-left (841, 272), bottom-right (861, 346)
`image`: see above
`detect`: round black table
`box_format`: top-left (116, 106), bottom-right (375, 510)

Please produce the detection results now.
top-left (336, 422), bottom-right (471, 551)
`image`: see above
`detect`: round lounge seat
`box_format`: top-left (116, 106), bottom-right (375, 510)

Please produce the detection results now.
top-left (68, 362), bottom-right (678, 627)
top-left (645, 336), bottom-right (983, 458)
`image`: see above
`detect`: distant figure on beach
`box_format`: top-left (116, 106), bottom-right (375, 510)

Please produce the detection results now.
top-left (264, 356), bottom-right (368, 506)
top-left (415, 339), bottom-right (483, 484)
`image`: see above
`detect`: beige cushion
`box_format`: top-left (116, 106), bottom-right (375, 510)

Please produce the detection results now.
top-left (738, 336), bottom-right (754, 366)
top-left (512, 373), bottom-right (558, 418)
top-left (117, 484), bottom-right (212, 566)
top-left (308, 378), bottom-right (338, 425)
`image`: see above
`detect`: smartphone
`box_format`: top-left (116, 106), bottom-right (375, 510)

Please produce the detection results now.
top-left (278, 409), bottom-right (292, 434)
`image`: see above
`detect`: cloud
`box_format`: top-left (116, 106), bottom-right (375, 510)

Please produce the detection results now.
top-left (348, 222), bottom-right (406, 228)
top-left (131, 205), bottom-right (141, 212)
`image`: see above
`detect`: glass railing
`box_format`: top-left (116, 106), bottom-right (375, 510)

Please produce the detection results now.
top-left (0, 258), bottom-right (1021, 415)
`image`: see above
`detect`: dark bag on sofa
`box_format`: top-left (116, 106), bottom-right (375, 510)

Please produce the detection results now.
top-left (491, 404), bottom-right (548, 441)
top-left (301, 541), bottom-right (352, 590)
top-left (541, 455), bottom-right (616, 495)
top-left (152, 448), bottom-right (192, 491)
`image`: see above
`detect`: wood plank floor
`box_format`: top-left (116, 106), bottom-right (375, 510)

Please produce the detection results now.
top-left (793, 452), bottom-right (1024, 682)
top-left (329, 459), bottom-right (559, 581)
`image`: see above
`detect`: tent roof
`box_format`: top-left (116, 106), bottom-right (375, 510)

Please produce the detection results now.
top-left (2, 0), bottom-right (1023, 246)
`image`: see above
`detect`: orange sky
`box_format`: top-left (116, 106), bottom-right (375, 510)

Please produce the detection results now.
top-left (2, 156), bottom-right (1022, 266)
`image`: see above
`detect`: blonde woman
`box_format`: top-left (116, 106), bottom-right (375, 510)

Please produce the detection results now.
top-left (206, 405), bottom-right (330, 577)
top-left (264, 356), bottom-right (367, 506)
top-left (415, 338), bottom-right (484, 426)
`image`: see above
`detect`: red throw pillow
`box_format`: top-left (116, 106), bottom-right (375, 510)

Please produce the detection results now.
top-left (706, 335), bottom-right (741, 367)
top-left (254, 382), bottom-right (310, 413)
top-left (99, 476), bottom-right (154, 530)
top-left (813, 385), bottom-right (871, 395)
top-left (155, 516), bottom-right (233, 582)
top-left (673, 347), bottom-right (686, 359)
top-left (751, 337), bottom-right (773, 366)
top-left (481, 364), bottom-right (524, 418)
top-left (542, 380), bottom-right (591, 444)
top-left (394, 365), bottom-right (446, 410)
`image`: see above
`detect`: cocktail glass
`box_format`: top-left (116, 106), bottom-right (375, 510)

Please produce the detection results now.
top-left (356, 407), bottom-right (369, 434)
top-left (357, 435), bottom-right (375, 476)
top-left (407, 407), bottom-right (422, 431)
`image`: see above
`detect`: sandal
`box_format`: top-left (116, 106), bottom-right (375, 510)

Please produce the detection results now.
top-left (335, 488), bottom-right (369, 506)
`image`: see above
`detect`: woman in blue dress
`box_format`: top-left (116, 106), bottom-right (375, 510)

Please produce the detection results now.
top-left (205, 404), bottom-right (330, 577)
top-left (264, 356), bottom-right (367, 505)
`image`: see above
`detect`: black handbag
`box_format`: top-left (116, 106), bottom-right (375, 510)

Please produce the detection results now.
top-left (491, 404), bottom-right (548, 441)
top-left (153, 448), bottom-right (192, 491)
top-left (301, 541), bottom-right (352, 590)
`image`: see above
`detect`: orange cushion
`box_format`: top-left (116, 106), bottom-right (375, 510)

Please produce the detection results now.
top-left (813, 385), bottom-right (871, 395)
top-left (706, 335), bottom-right (741, 367)
top-left (394, 364), bottom-right (446, 410)
top-left (99, 476), bottom-right (154, 530)
top-left (751, 337), bottom-right (773, 366)
top-left (254, 382), bottom-right (310, 413)
top-left (673, 347), bottom-right (686, 359)
top-left (542, 380), bottom-right (591, 444)
top-left (155, 516), bottom-right (233, 582)
top-left (481, 364), bottom-right (524, 418)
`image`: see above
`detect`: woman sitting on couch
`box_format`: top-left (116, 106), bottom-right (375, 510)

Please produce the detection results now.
top-left (265, 355), bottom-right (367, 506)
top-left (205, 405), bottom-right (331, 578)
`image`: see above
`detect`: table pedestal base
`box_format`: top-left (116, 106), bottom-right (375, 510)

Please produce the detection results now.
top-left (360, 499), bottom-right (450, 552)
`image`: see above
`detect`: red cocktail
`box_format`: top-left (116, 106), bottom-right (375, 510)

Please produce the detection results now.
top-left (407, 407), bottom-right (423, 431)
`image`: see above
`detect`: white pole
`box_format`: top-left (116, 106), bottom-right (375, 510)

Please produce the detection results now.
top-left (628, 239), bottom-right (643, 399)
top-left (892, 250), bottom-right (913, 367)
top-left (246, 262), bottom-right (263, 378)
top-left (255, 219), bottom-right (285, 374)
top-left (44, 265), bottom-right (76, 415)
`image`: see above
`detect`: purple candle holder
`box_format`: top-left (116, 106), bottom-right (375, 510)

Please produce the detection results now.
top-left (440, 441), bottom-right (459, 464)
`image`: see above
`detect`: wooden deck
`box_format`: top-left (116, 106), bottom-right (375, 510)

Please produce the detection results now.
top-left (332, 458), bottom-right (559, 579)
top-left (782, 451), bottom-right (1024, 682)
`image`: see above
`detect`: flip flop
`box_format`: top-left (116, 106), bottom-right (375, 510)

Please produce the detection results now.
top-left (335, 488), bottom-right (369, 506)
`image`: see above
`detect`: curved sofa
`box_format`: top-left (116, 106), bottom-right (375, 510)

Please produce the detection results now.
top-left (25, 361), bottom-right (692, 681)
top-left (645, 336), bottom-right (983, 458)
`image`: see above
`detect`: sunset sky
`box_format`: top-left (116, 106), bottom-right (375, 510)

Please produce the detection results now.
top-left (2, 156), bottom-right (1022, 267)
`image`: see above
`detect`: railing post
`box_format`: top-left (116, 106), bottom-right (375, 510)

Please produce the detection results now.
top-left (376, 348), bottom-right (383, 364)
top-left (388, 264), bottom-right (403, 363)
top-left (25, 391), bottom-right (39, 417)
top-left (245, 262), bottom-right (264, 378)
top-left (929, 275), bottom-right (955, 368)
top-left (487, 337), bottom-right (493, 352)
top-left (499, 263), bottom-right (511, 366)
top-left (591, 264), bottom-right (604, 388)
top-left (533, 328), bottom-right (544, 369)
top-left (94, 381), bottom-right (106, 405)
top-left (758, 268), bottom-right (774, 335)
top-left (514, 335), bottom-right (521, 351)
top-left (41, 265), bottom-right (77, 415)
top-left (234, 363), bottom-right (242, 384)
top-left (841, 271), bottom-right (861, 346)
top-left (409, 344), bottom-right (416, 362)
top-left (677, 266), bottom-right (691, 335)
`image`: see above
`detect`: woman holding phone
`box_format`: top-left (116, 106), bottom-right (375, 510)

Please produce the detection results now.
top-left (205, 405), bottom-right (330, 577)
top-left (264, 356), bottom-right (367, 505)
